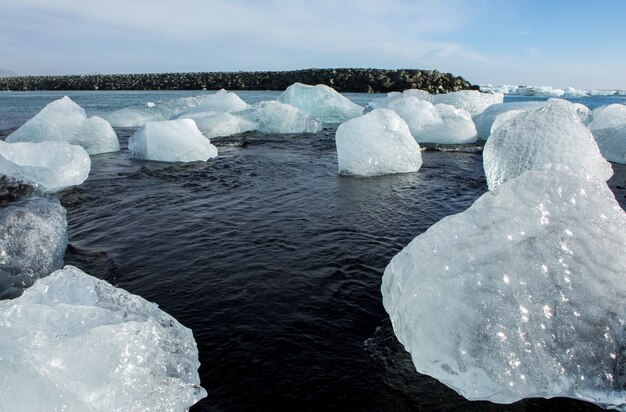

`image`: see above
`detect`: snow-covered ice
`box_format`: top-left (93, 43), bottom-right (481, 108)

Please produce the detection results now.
top-left (387, 98), bottom-right (477, 144)
top-left (0, 140), bottom-right (91, 192)
top-left (483, 99), bottom-right (612, 189)
top-left (277, 82), bottom-right (363, 123)
top-left (0, 181), bottom-right (66, 299)
top-left (335, 109), bottom-right (422, 176)
top-left (588, 104), bottom-right (626, 163)
top-left (473, 102), bottom-right (546, 140)
top-left (6, 96), bottom-right (119, 155)
top-left (0, 265), bottom-right (206, 411)
top-left (128, 119), bottom-right (218, 163)
top-left (382, 165), bottom-right (626, 409)
top-left (178, 111), bottom-right (257, 139)
top-left (236, 101), bottom-right (322, 134)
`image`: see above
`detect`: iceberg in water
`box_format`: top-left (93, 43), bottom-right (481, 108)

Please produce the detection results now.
top-left (6, 96), bottom-right (119, 155)
top-left (0, 265), bottom-right (206, 411)
top-left (388, 97), bottom-right (477, 144)
top-left (588, 104), bottom-right (626, 163)
top-left (431, 90), bottom-right (504, 116)
top-left (0, 140), bottom-right (91, 192)
top-left (236, 101), bottom-right (322, 134)
top-left (129, 119), bottom-right (218, 163)
top-left (335, 109), bottom-right (422, 176)
top-left (277, 82), bottom-right (364, 123)
top-left (0, 179), bottom-right (67, 299)
top-left (472, 102), bottom-right (546, 140)
top-left (176, 89), bottom-right (248, 117)
top-left (178, 111), bottom-right (257, 139)
top-left (483, 99), bottom-right (612, 190)
top-left (382, 165), bottom-right (626, 410)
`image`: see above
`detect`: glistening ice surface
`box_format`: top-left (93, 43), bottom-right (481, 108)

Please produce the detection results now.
top-left (0, 266), bottom-right (206, 412)
top-left (382, 165), bottom-right (626, 410)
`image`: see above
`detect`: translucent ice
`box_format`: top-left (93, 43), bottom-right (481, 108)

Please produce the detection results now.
top-left (176, 89), bottom-right (248, 117)
top-left (388, 98), bottom-right (477, 144)
top-left (236, 101), bottom-right (322, 134)
top-left (382, 165), bottom-right (626, 409)
top-left (0, 265), bottom-right (206, 411)
top-left (588, 104), bottom-right (626, 163)
top-left (6, 96), bottom-right (119, 155)
top-left (178, 111), bottom-right (257, 138)
top-left (277, 82), bottom-right (364, 123)
top-left (473, 102), bottom-right (546, 140)
top-left (0, 181), bottom-right (67, 299)
top-left (483, 100), bottom-right (612, 190)
top-left (489, 109), bottom-right (526, 134)
top-left (517, 86), bottom-right (565, 97)
top-left (0, 140), bottom-right (91, 192)
top-left (431, 90), bottom-right (503, 116)
top-left (128, 119), bottom-right (218, 163)
top-left (335, 109), bottom-right (422, 176)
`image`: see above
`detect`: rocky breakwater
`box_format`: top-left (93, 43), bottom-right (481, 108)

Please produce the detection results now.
top-left (0, 68), bottom-right (474, 93)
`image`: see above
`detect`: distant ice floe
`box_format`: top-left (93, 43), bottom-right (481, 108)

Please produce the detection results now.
top-left (369, 89), bottom-right (503, 116)
top-left (0, 140), bottom-right (91, 192)
top-left (382, 164), bottom-right (626, 410)
top-left (387, 97), bottom-right (477, 144)
top-left (277, 82), bottom-right (364, 123)
top-left (0, 265), bottom-right (206, 411)
top-left (588, 103), bottom-right (626, 163)
top-left (6, 96), bottom-right (119, 155)
top-left (483, 99), bottom-right (612, 190)
top-left (480, 84), bottom-right (619, 97)
top-left (0, 178), bottom-right (67, 299)
top-left (236, 100), bottom-right (322, 134)
top-left (335, 109), bottom-right (422, 176)
top-left (129, 119), bottom-right (218, 163)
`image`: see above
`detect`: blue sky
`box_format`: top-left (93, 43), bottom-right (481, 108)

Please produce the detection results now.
top-left (1, 0), bottom-right (625, 89)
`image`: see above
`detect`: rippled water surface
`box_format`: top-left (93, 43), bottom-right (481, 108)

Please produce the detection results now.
top-left (2, 90), bottom-right (623, 411)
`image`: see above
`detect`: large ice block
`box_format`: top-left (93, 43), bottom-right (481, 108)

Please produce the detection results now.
top-left (589, 104), bottom-right (626, 163)
top-left (277, 82), bottom-right (363, 123)
top-left (178, 111), bottom-right (256, 138)
top-left (236, 101), bottom-right (322, 134)
top-left (382, 165), bottom-right (626, 410)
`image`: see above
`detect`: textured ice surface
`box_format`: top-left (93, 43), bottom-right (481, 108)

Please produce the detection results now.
top-left (517, 86), bottom-right (565, 97)
top-left (277, 82), bottom-right (364, 123)
top-left (382, 165), bottom-right (626, 409)
top-left (236, 101), bottom-right (322, 134)
top-left (388, 98), bottom-right (477, 144)
top-left (589, 104), bottom-right (626, 163)
top-left (0, 266), bottom-right (206, 411)
top-left (179, 111), bottom-right (257, 138)
top-left (129, 119), bottom-right (218, 162)
top-left (431, 90), bottom-right (503, 116)
top-left (6, 96), bottom-right (119, 155)
top-left (176, 89), bottom-right (248, 117)
top-left (0, 140), bottom-right (91, 192)
top-left (473, 102), bottom-right (546, 140)
top-left (483, 100), bottom-right (613, 190)
top-left (490, 109), bottom-right (526, 135)
top-left (335, 109), bottom-right (422, 176)
top-left (0, 181), bottom-right (67, 299)
top-left (367, 90), bottom-right (431, 111)
top-left (104, 106), bottom-right (165, 128)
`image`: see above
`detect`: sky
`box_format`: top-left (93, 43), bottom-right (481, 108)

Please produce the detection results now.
top-left (1, 0), bottom-right (625, 89)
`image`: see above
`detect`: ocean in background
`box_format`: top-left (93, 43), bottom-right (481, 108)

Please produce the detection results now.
top-left (1, 90), bottom-right (624, 411)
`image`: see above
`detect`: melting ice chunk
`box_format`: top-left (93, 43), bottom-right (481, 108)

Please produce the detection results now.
top-left (128, 119), bottom-right (218, 163)
top-left (335, 109), bottom-right (422, 176)
top-left (277, 82), bottom-right (364, 123)
top-left (236, 101), bottom-right (322, 134)
top-left (0, 140), bottom-right (91, 192)
top-left (178, 111), bottom-right (257, 139)
top-left (176, 89), bottom-right (248, 117)
top-left (382, 165), bottom-right (626, 409)
top-left (0, 265), bottom-right (207, 411)
top-left (6, 96), bottom-right (119, 155)
top-left (483, 99), bottom-right (612, 190)
top-left (388, 97), bottom-right (477, 144)
top-left (473, 102), bottom-right (546, 140)
top-left (430, 90), bottom-right (503, 116)
top-left (588, 104), bottom-right (626, 164)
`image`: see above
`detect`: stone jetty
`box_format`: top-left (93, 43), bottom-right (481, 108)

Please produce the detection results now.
top-left (0, 68), bottom-right (474, 93)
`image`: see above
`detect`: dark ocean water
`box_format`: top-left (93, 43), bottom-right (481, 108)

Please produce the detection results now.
top-left (1, 90), bottom-right (624, 411)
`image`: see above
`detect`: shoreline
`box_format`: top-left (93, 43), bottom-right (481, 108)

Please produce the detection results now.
top-left (0, 68), bottom-right (474, 93)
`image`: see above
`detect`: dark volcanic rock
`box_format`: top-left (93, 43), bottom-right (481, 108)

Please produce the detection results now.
top-left (0, 68), bottom-right (474, 93)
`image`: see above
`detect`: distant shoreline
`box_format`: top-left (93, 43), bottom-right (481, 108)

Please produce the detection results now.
top-left (0, 68), bottom-right (474, 93)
